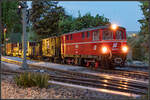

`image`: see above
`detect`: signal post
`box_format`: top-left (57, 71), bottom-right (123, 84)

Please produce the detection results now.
top-left (18, 2), bottom-right (28, 70)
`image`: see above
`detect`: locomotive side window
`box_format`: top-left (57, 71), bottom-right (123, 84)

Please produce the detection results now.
top-left (70, 34), bottom-right (73, 40)
top-left (87, 32), bottom-right (90, 38)
top-left (66, 35), bottom-right (69, 40)
top-left (82, 32), bottom-right (85, 39)
top-left (116, 30), bottom-right (122, 40)
top-left (102, 30), bottom-right (113, 40)
top-left (93, 30), bottom-right (99, 40)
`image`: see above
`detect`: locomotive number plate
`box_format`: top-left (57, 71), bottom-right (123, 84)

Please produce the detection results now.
top-left (113, 43), bottom-right (117, 48)
top-left (112, 48), bottom-right (118, 50)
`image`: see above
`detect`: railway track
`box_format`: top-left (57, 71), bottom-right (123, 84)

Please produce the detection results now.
top-left (50, 76), bottom-right (147, 95)
top-left (1, 57), bottom-right (148, 80)
top-left (1, 69), bottom-right (147, 95)
top-left (1, 57), bottom-right (148, 95)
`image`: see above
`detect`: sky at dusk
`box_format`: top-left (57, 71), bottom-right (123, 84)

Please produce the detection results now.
top-left (27, 1), bottom-right (143, 32)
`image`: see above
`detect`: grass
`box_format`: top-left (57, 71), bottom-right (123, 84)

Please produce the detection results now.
top-left (14, 72), bottom-right (49, 88)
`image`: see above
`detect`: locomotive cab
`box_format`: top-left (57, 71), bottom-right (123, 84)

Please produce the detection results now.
top-left (101, 24), bottom-right (128, 67)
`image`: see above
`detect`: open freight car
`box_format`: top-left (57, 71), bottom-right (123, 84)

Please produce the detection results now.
top-left (42, 36), bottom-right (61, 63)
top-left (27, 41), bottom-right (42, 59)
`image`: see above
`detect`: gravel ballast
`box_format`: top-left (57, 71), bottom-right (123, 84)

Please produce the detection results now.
top-left (1, 61), bottom-right (144, 99)
top-left (1, 74), bottom-right (139, 99)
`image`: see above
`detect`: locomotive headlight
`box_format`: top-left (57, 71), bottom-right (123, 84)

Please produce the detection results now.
top-left (102, 46), bottom-right (108, 54)
top-left (122, 46), bottom-right (128, 53)
top-left (111, 24), bottom-right (118, 30)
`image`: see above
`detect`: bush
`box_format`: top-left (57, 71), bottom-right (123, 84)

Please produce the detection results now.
top-left (14, 72), bottom-right (49, 88)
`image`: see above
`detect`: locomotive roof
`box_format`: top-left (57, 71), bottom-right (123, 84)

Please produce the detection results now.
top-left (62, 25), bottom-right (125, 35)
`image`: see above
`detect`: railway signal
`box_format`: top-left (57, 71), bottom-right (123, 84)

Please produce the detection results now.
top-left (26, 10), bottom-right (30, 24)
top-left (18, 1), bottom-right (28, 70)
top-left (17, 3), bottom-right (30, 25)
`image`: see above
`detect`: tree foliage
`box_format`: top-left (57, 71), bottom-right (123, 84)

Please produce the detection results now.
top-left (138, 1), bottom-right (149, 49)
top-left (59, 13), bottom-right (110, 34)
top-left (129, 1), bottom-right (150, 62)
top-left (30, 1), bottom-right (66, 39)
top-left (1, 0), bottom-right (22, 33)
top-left (1, 0), bottom-right (22, 43)
top-left (30, 1), bottom-right (110, 39)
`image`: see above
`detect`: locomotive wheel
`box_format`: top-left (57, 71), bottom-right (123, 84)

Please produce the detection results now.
top-left (62, 58), bottom-right (67, 64)
top-left (101, 57), bottom-right (110, 69)
top-left (90, 62), bottom-right (95, 70)
top-left (57, 58), bottom-right (62, 64)
top-left (49, 58), bottom-right (54, 62)
top-left (74, 58), bottom-right (78, 65)
top-left (108, 64), bottom-right (115, 69)
top-left (78, 58), bottom-right (82, 66)
top-left (61, 59), bottom-right (65, 64)
top-left (120, 61), bottom-right (125, 67)
top-left (81, 58), bottom-right (86, 66)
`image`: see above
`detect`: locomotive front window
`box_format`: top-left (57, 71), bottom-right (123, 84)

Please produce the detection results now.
top-left (102, 30), bottom-right (113, 40)
top-left (116, 30), bottom-right (123, 40)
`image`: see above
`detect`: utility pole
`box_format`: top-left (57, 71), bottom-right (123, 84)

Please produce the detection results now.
top-left (18, 1), bottom-right (28, 70)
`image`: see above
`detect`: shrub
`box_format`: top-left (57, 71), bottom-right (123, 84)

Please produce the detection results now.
top-left (14, 72), bottom-right (49, 88)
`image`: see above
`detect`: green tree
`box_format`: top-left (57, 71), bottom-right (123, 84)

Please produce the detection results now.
top-left (2, 0), bottom-right (22, 33)
top-left (136, 1), bottom-right (149, 62)
top-left (1, 0), bottom-right (22, 43)
top-left (30, 1), bottom-right (66, 39)
top-left (59, 12), bottom-right (110, 34)
top-left (128, 1), bottom-right (149, 62)
top-left (138, 2), bottom-right (149, 49)
top-left (58, 15), bottom-right (75, 34)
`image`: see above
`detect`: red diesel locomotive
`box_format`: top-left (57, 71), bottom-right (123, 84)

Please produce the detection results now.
top-left (61, 24), bottom-right (128, 69)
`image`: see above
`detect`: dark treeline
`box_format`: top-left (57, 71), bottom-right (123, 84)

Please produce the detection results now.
top-left (1, 0), bottom-right (22, 43)
top-left (29, 1), bottom-right (110, 39)
top-left (127, 1), bottom-right (149, 62)
top-left (1, 0), bottom-right (110, 41)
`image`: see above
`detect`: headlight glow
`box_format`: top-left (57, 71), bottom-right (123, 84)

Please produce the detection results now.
top-left (111, 24), bottom-right (118, 30)
top-left (122, 46), bottom-right (128, 53)
top-left (102, 46), bottom-right (108, 54)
